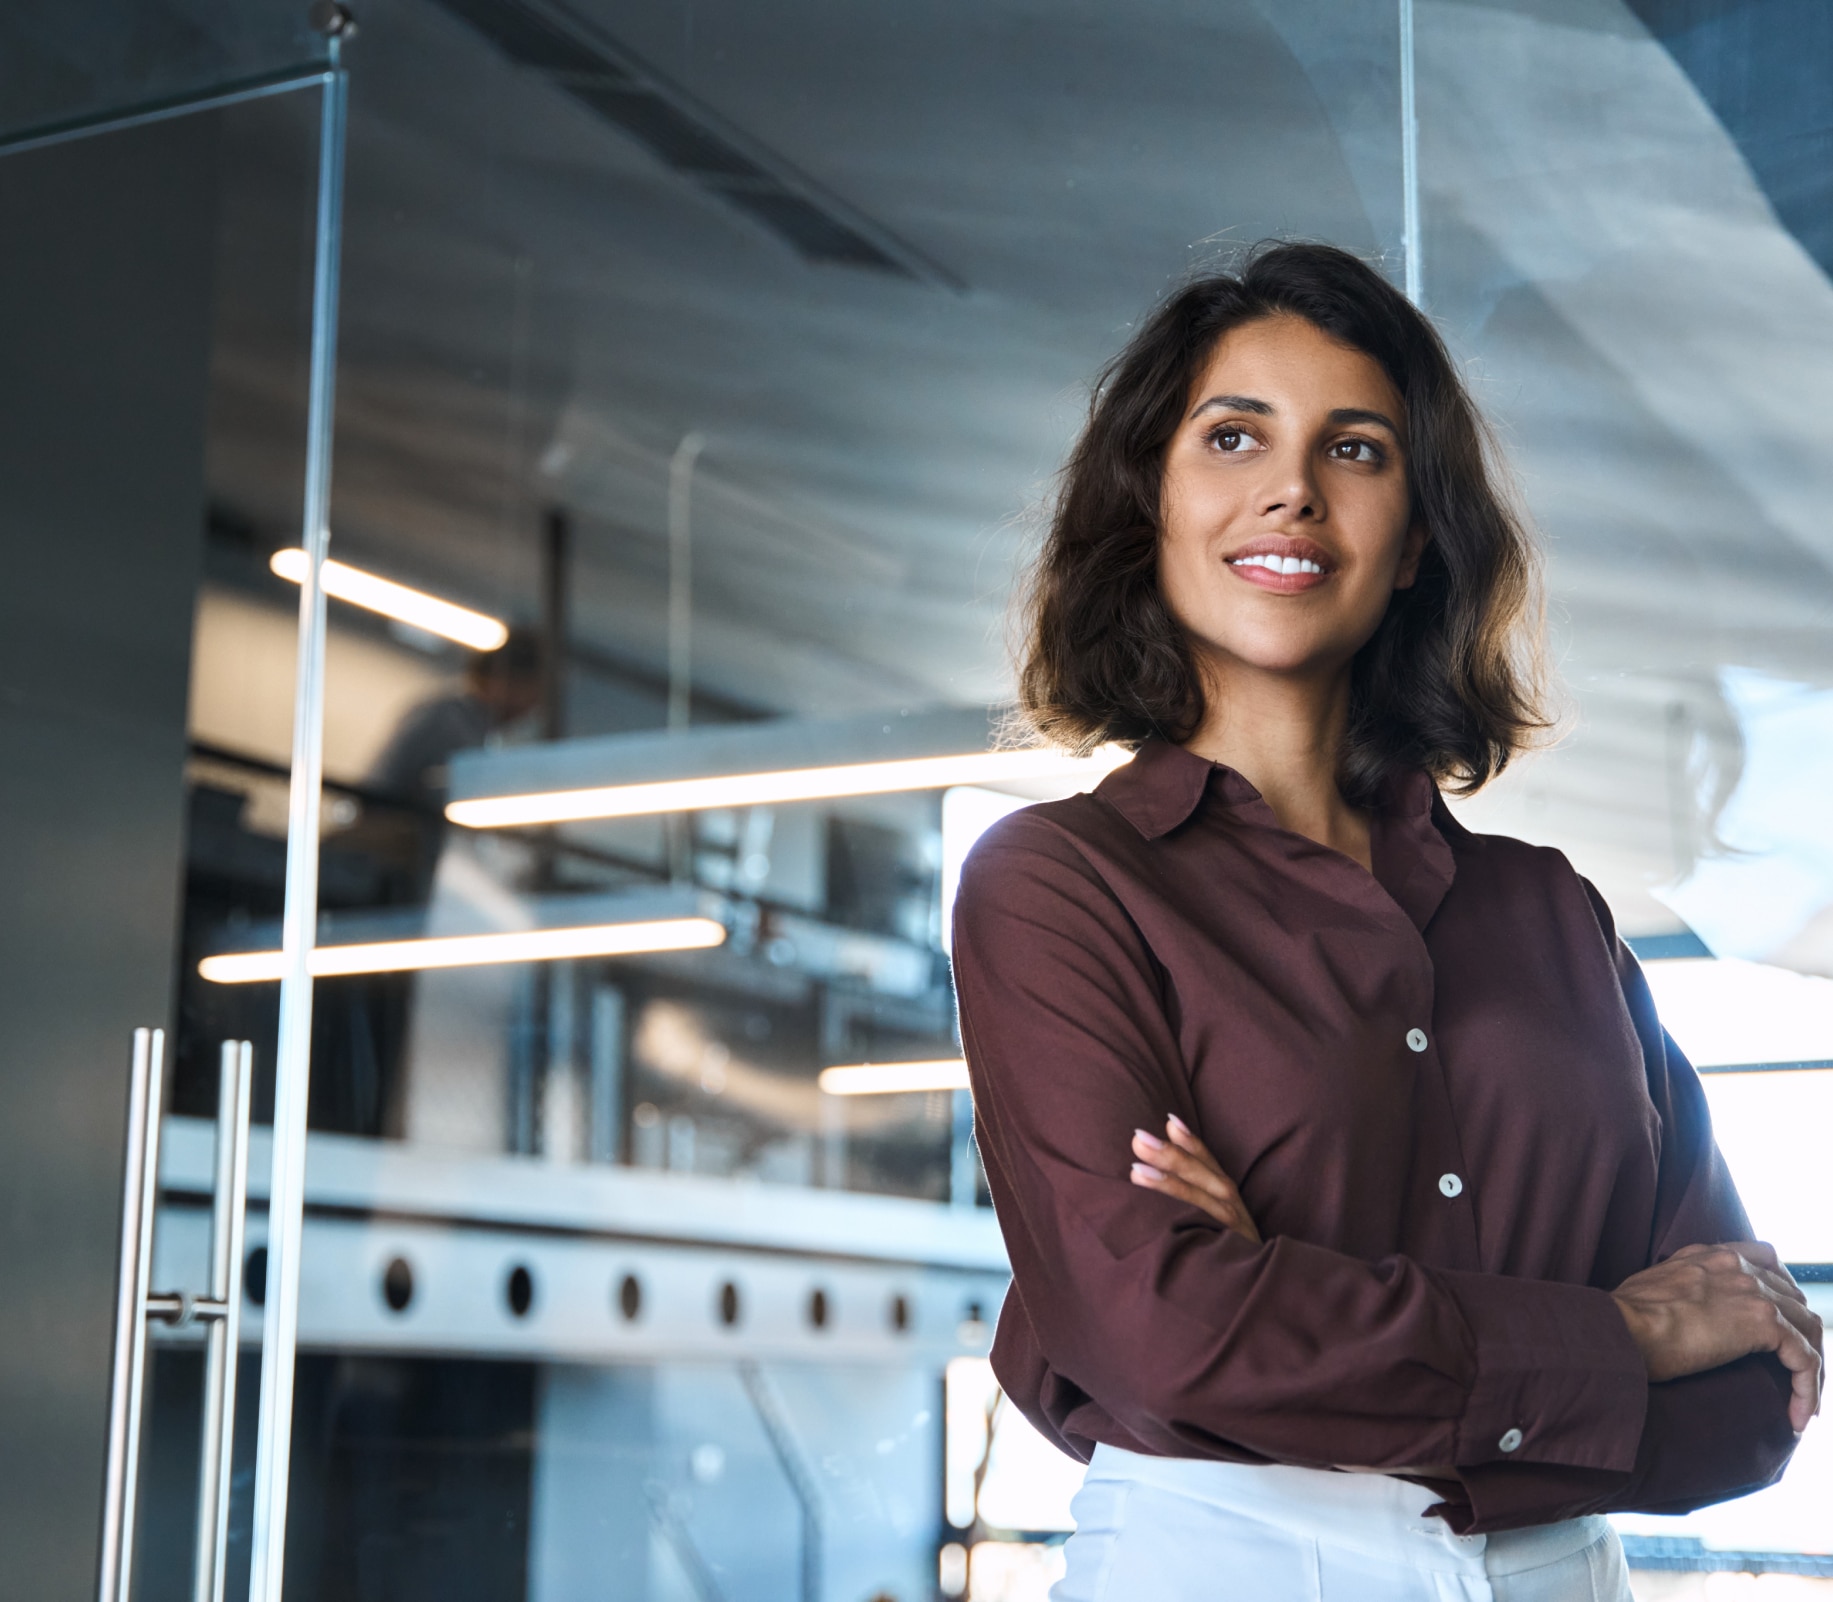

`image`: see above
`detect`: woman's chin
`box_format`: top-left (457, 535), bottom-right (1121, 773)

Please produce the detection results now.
top-left (1190, 631), bottom-right (1360, 684)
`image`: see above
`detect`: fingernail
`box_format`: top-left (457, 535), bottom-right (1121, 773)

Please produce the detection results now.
top-left (1167, 1114), bottom-right (1192, 1136)
top-left (1131, 1162), bottom-right (1163, 1181)
top-left (1133, 1127), bottom-right (1165, 1151)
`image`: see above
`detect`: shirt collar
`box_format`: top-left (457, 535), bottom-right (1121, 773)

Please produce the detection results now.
top-left (1094, 738), bottom-right (1217, 839)
top-left (1094, 738), bottom-right (1457, 931)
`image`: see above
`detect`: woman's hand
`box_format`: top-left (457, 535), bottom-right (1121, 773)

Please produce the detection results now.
top-left (1612, 1242), bottom-right (1824, 1432)
top-left (1130, 1115), bottom-right (1261, 1244)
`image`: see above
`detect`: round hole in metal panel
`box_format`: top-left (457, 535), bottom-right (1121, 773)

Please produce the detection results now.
top-left (617, 1273), bottom-right (642, 1322)
top-left (382, 1257), bottom-right (414, 1313)
top-left (717, 1280), bottom-right (741, 1327)
top-left (957, 1298), bottom-right (989, 1345)
top-left (889, 1292), bottom-right (911, 1333)
top-left (506, 1264), bottom-right (535, 1318)
top-left (244, 1246), bottom-right (268, 1307)
top-left (807, 1287), bottom-right (829, 1330)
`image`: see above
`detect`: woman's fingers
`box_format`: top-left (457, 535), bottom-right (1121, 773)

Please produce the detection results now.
top-left (1771, 1305), bottom-right (1823, 1432)
top-left (1164, 1113), bottom-right (1228, 1174)
top-left (1660, 1242), bottom-right (1808, 1308)
top-left (1737, 1243), bottom-right (1810, 1308)
top-left (1130, 1160), bottom-right (1258, 1240)
top-left (1774, 1294), bottom-right (1825, 1427)
top-left (1131, 1127), bottom-right (1236, 1207)
top-left (1614, 1243), bottom-right (1824, 1432)
top-left (1130, 1124), bottom-right (1261, 1243)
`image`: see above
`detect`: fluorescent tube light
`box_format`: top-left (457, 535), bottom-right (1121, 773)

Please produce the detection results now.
top-left (199, 916), bottom-right (726, 984)
top-left (271, 548), bottom-right (510, 651)
top-left (447, 746), bottom-right (1132, 829)
top-left (818, 1059), bottom-right (970, 1096)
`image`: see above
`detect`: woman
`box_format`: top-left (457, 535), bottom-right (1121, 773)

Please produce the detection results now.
top-left (951, 243), bottom-right (1821, 1601)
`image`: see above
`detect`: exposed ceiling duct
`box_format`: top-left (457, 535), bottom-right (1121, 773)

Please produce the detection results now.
top-left (431, 0), bottom-right (960, 285)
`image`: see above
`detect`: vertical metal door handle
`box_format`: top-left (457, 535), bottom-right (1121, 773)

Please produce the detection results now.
top-left (96, 1027), bottom-right (166, 1602)
top-left (96, 1033), bottom-right (254, 1602)
top-left (193, 1041), bottom-right (253, 1602)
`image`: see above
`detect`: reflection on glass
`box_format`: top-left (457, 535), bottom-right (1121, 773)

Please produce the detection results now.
top-left (0, 2), bottom-right (325, 147)
top-left (1658, 670), bottom-right (1833, 968)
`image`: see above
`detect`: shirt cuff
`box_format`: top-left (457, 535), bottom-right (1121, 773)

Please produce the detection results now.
top-left (1435, 1269), bottom-right (1648, 1474)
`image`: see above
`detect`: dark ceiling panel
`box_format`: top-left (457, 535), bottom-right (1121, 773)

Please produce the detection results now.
top-left (430, 0), bottom-right (955, 283)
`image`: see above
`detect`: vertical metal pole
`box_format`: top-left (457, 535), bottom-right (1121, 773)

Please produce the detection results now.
top-left (666, 431), bottom-right (705, 882)
top-left (539, 507), bottom-right (570, 744)
top-left (193, 1043), bottom-right (252, 1602)
top-left (588, 984), bottom-right (625, 1165)
top-left (1399, 0), bottom-right (1422, 304)
top-left (666, 431), bottom-right (706, 733)
top-left (96, 1028), bottom-right (165, 1602)
top-left (248, 38), bottom-right (348, 1602)
top-left (116, 1029), bottom-right (166, 1602)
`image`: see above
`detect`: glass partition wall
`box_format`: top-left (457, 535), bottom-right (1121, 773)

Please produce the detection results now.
top-left (1416, 0), bottom-right (1833, 1576)
top-left (12, 0), bottom-right (1829, 1598)
top-left (0, 7), bottom-right (335, 1598)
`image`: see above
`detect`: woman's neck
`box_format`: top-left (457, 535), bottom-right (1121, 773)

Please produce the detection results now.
top-left (1179, 662), bottom-right (1373, 871)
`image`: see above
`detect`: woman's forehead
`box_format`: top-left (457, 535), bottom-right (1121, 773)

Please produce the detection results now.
top-left (1190, 315), bottom-right (1401, 416)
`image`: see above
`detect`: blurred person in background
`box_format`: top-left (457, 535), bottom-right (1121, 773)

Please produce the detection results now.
top-left (362, 625), bottom-right (545, 894)
top-left (317, 628), bottom-right (543, 1138)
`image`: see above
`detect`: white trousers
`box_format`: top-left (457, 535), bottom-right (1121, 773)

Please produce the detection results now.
top-left (1052, 1446), bottom-right (1632, 1602)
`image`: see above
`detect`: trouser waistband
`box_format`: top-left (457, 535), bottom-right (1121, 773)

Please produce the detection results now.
top-left (1084, 1445), bottom-right (1609, 1577)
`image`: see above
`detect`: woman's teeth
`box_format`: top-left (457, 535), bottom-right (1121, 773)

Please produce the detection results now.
top-left (1229, 553), bottom-right (1324, 575)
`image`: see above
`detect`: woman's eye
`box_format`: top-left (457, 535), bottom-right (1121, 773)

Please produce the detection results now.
top-left (1209, 426), bottom-right (1260, 453)
top-left (1331, 438), bottom-right (1382, 463)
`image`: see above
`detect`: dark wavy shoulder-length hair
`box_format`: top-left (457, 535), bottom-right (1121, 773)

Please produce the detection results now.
top-left (1018, 241), bottom-right (1547, 806)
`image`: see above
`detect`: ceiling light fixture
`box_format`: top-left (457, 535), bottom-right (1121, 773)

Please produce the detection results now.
top-left (818, 1059), bottom-right (970, 1096)
top-left (447, 745), bottom-right (1131, 829)
top-left (270, 548), bottom-right (510, 651)
top-left (199, 916), bottom-right (726, 984)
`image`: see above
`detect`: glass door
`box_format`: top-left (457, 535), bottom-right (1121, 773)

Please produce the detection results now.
top-left (1411, 0), bottom-right (1833, 1572)
top-left (198, 5), bottom-right (1409, 1601)
top-left (0, 6), bottom-right (337, 1601)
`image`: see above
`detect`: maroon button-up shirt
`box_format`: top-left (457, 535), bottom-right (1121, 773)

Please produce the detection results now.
top-left (952, 738), bottom-right (1796, 1533)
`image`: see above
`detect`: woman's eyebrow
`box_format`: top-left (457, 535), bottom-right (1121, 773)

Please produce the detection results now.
top-left (1186, 396), bottom-right (1402, 440)
top-left (1328, 406), bottom-right (1400, 435)
top-left (1189, 392), bottom-right (1273, 420)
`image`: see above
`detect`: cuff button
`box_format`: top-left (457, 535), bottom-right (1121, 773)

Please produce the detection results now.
top-left (1498, 1428), bottom-right (1524, 1453)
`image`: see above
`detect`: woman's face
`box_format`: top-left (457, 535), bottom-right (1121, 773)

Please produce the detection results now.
top-left (1158, 314), bottom-right (1425, 686)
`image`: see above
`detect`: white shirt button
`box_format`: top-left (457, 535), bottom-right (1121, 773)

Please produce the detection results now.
top-left (1498, 1428), bottom-right (1523, 1453)
top-left (1438, 1173), bottom-right (1464, 1198)
top-left (1406, 1028), bottom-right (1429, 1052)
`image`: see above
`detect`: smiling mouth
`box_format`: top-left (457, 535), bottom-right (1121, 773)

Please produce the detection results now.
top-left (1228, 553), bottom-right (1326, 577)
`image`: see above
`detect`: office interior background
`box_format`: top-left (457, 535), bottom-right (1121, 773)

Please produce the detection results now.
top-left (2, 0), bottom-right (1831, 1598)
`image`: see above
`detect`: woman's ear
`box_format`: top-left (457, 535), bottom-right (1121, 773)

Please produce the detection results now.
top-left (1393, 521), bottom-right (1430, 591)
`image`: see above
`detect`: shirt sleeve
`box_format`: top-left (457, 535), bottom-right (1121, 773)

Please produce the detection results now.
top-left (953, 823), bottom-right (1651, 1502)
top-left (1450, 890), bottom-right (1800, 1529)
top-left (1562, 890), bottom-right (1798, 1518)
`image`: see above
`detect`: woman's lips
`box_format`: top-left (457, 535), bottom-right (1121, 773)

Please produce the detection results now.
top-left (1227, 552), bottom-right (1332, 593)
